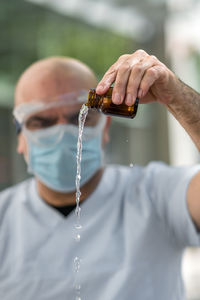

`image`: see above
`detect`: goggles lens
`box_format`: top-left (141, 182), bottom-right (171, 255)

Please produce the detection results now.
top-left (13, 90), bottom-right (100, 131)
top-left (24, 106), bottom-right (100, 130)
top-left (23, 116), bottom-right (106, 147)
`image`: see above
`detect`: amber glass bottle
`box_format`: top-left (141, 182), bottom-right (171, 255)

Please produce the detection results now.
top-left (86, 87), bottom-right (139, 119)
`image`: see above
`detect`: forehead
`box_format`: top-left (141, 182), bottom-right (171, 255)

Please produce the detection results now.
top-left (15, 62), bottom-right (97, 106)
top-left (14, 62), bottom-right (98, 123)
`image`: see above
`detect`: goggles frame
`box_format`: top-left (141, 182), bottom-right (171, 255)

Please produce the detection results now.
top-left (22, 115), bottom-right (106, 147)
top-left (13, 90), bottom-right (88, 127)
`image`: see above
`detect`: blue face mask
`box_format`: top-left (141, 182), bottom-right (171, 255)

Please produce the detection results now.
top-left (25, 119), bottom-right (105, 192)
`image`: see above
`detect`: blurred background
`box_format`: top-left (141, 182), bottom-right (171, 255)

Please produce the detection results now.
top-left (0, 0), bottom-right (200, 298)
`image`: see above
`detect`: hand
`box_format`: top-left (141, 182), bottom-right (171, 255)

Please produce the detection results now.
top-left (96, 49), bottom-right (179, 106)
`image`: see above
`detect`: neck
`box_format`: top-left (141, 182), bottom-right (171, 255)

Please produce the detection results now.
top-left (36, 168), bottom-right (104, 206)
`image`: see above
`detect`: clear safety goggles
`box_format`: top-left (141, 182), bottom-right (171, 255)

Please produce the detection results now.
top-left (13, 90), bottom-right (101, 132)
top-left (13, 90), bottom-right (105, 146)
top-left (22, 116), bottom-right (106, 147)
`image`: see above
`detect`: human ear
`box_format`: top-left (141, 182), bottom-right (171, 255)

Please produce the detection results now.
top-left (17, 133), bottom-right (28, 162)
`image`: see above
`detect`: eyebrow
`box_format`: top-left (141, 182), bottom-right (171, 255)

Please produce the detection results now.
top-left (26, 115), bottom-right (58, 124)
top-left (66, 112), bottom-right (99, 122)
top-left (66, 112), bottom-right (79, 120)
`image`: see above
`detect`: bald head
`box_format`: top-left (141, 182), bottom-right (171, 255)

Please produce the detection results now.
top-left (15, 57), bottom-right (97, 106)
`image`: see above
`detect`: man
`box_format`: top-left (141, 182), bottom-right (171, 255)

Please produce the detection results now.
top-left (0, 50), bottom-right (200, 300)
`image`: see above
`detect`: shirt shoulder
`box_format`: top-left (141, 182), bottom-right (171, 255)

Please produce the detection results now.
top-left (101, 163), bottom-right (153, 208)
top-left (105, 162), bottom-right (168, 188)
top-left (0, 178), bottom-right (34, 215)
top-left (105, 163), bottom-right (143, 183)
top-left (105, 161), bottom-right (200, 208)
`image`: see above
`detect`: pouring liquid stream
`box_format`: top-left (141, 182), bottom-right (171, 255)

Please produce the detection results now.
top-left (74, 104), bottom-right (89, 300)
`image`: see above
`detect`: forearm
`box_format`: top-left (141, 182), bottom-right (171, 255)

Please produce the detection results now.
top-left (166, 79), bottom-right (200, 151)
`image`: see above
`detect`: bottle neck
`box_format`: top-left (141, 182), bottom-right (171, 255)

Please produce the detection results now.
top-left (87, 89), bottom-right (103, 109)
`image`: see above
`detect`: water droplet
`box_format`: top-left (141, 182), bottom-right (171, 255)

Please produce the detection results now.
top-left (74, 257), bottom-right (81, 273)
top-left (75, 234), bottom-right (81, 242)
top-left (75, 284), bottom-right (81, 291)
top-left (75, 206), bottom-right (81, 218)
top-left (76, 297), bottom-right (81, 300)
top-left (75, 223), bottom-right (82, 230)
top-left (126, 139), bottom-right (129, 142)
top-left (129, 163), bottom-right (134, 168)
top-left (76, 190), bottom-right (81, 199)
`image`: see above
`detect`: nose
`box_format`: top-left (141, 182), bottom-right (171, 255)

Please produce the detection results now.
top-left (57, 114), bottom-right (69, 125)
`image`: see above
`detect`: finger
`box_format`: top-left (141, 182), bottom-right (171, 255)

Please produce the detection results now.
top-left (111, 53), bottom-right (148, 104)
top-left (124, 63), bottom-right (145, 106)
top-left (96, 50), bottom-right (148, 97)
top-left (96, 65), bottom-right (117, 94)
top-left (96, 54), bottom-right (132, 94)
top-left (112, 60), bottom-right (132, 104)
top-left (139, 65), bottom-right (162, 100)
top-left (124, 55), bottom-right (158, 106)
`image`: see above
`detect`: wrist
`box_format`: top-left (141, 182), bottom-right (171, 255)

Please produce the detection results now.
top-left (164, 72), bottom-right (181, 107)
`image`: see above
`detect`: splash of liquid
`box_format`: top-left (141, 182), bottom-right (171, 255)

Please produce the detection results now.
top-left (73, 104), bottom-right (89, 300)
top-left (75, 104), bottom-right (88, 235)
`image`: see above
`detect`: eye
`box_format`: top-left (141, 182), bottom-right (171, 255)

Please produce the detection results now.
top-left (25, 116), bottom-right (57, 130)
top-left (66, 111), bottom-right (100, 126)
top-left (67, 113), bottom-right (79, 125)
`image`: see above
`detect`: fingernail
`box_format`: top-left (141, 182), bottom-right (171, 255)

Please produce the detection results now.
top-left (113, 93), bottom-right (121, 104)
top-left (126, 93), bottom-right (132, 106)
top-left (96, 85), bottom-right (104, 93)
top-left (138, 88), bottom-right (143, 99)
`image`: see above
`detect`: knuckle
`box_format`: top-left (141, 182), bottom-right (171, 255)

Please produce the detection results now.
top-left (150, 55), bottom-right (157, 60)
top-left (126, 88), bottom-right (134, 96)
top-left (109, 63), bottom-right (117, 72)
top-left (159, 64), bottom-right (167, 73)
top-left (135, 49), bottom-right (147, 56)
top-left (157, 65), bottom-right (168, 81)
top-left (127, 86), bottom-right (137, 96)
top-left (120, 61), bottom-right (131, 72)
top-left (106, 66), bottom-right (116, 76)
top-left (126, 82), bottom-right (138, 96)
top-left (118, 54), bottom-right (130, 61)
top-left (150, 55), bottom-right (158, 63)
top-left (146, 67), bottom-right (156, 77)
top-left (115, 81), bottom-right (124, 91)
top-left (133, 62), bottom-right (142, 73)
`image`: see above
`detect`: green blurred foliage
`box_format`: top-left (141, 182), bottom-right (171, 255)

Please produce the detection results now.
top-left (0, 0), bottom-right (136, 104)
top-left (37, 19), bottom-right (134, 80)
